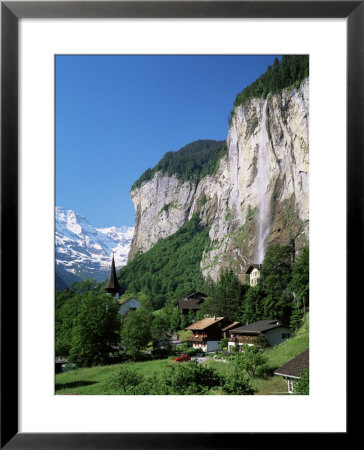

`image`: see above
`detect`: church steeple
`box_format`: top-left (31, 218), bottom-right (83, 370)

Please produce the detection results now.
top-left (105, 253), bottom-right (120, 297)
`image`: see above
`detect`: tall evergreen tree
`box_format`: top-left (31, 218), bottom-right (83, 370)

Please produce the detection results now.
top-left (202, 269), bottom-right (247, 320)
top-left (289, 243), bottom-right (309, 307)
top-left (259, 244), bottom-right (294, 323)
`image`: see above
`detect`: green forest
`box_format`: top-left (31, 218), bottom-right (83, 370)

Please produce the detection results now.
top-left (117, 213), bottom-right (209, 309)
top-left (131, 139), bottom-right (227, 190)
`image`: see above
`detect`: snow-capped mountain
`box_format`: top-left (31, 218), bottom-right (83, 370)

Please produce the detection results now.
top-left (56, 206), bottom-right (134, 283)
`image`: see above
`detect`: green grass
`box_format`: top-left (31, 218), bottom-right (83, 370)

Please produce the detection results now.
top-left (56, 315), bottom-right (309, 395)
top-left (263, 330), bottom-right (309, 371)
top-left (55, 358), bottom-right (176, 395)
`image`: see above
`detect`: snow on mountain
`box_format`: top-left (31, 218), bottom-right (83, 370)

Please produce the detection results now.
top-left (55, 206), bottom-right (134, 282)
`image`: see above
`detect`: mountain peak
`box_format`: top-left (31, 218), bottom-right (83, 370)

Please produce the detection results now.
top-left (55, 206), bottom-right (134, 283)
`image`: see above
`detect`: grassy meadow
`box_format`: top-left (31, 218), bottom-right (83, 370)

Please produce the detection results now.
top-left (55, 317), bottom-right (308, 396)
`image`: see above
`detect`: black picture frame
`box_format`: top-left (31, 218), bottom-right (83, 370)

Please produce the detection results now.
top-left (1, 1), bottom-right (359, 448)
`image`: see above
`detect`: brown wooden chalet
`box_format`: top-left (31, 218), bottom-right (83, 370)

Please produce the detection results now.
top-left (185, 317), bottom-right (234, 353)
top-left (221, 321), bottom-right (241, 338)
top-left (228, 319), bottom-right (291, 351)
top-left (105, 254), bottom-right (120, 298)
top-left (274, 349), bottom-right (309, 393)
top-left (177, 291), bottom-right (207, 316)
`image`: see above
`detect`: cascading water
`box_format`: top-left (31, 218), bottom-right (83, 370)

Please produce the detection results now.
top-left (256, 99), bottom-right (271, 263)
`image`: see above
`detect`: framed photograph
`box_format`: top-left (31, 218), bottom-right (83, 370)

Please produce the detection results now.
top-left (1, 0), bottom-right (359, 447)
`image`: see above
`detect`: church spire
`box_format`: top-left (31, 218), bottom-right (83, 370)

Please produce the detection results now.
top-left (105, 253), bottom-right (120, 297)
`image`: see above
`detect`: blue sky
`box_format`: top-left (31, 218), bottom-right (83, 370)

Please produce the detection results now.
top-left (56, 55), bottom-right (281, 227)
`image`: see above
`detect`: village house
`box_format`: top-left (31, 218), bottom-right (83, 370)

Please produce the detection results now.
top-left (221, 321), bottom-right (241, 338)
top-left (185, 317), bottom-right (234, 353)
top-left (246, 264), bottom-right (262, 286)
top-left (177, 291), bottom-right (207, 317)
top-left (274, 349), bottom-right (309, 393)
top-left (118, 297), bottom-right (140, 316)
top-left (228, 319), bottom-right (291, 352)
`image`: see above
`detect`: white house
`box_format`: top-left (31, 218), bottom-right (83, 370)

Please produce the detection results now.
top-left (118, 297), bottom-right (140, 316)
top-left (245, 264), bottom-right (263, 286)
top-left (228, 319), bottom-right (291, 352)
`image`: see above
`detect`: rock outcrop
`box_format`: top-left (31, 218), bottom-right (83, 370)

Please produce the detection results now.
top-left (129, 79), bottom-right (309, 281)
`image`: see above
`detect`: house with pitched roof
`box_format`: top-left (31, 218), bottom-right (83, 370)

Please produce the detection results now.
top-left (185, 317), bottom-right (234, 353)
top-left (246, 264), bottom-right (263, 286)
top-left (118, 297), bottom-right (140, 316)
top-left (274, 349), bottom-right (309, 393)
top-left (177, 291), bottom-right (207, 316)
top-left (228, 319), bottom-right (291, 352)
top-left (221, 321), bottom-right (241, 338)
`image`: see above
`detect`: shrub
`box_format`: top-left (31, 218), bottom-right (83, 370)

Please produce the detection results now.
top-left (221, 371), bottom-right (256, 395)
top-left (293, 367), bottom-right (309, 395)
top-left (104, 367), bottom-right (144, 394)
top-left (165, 360), bottom-right (221, 395)
top-left (235, 345), bottom-right (267, 377)
top-left (255, 334), bottom-right (269, 349)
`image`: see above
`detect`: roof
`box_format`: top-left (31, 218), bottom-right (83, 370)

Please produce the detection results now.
top-left (221, 321), bottom-right (241, 331)
top-left (118, 297), bottom-right (137, 306)
top-left (177, 298), bottom-right (203, 310)
top-left (230, 319), bottom-right (289, 335)
top-left (105, 254), bottom-right (120, 292)
top-left (274, 349), bottom-right (309, 379)
top-left (186, 291), bottom-right (207, 299)
top-left (186, 317), bottom-right (225, 331)
top-left (246, 264), bottom-right (263, 274)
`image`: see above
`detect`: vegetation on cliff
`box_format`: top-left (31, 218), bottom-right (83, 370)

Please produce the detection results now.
top-left (235, 55), bottom-right (309, 106)
top-left (229, 55), bottom-right (309, 123)
top-left (131, 139), bottom-right (227, 190)
top-left (117, 213), bottom-right (210, 309)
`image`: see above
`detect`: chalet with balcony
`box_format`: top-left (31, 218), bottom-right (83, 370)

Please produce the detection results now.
top-left (274, 349), bottom-right (309, 393)
top-left (246, 264), bottom-right (262, 286)
top-left (228, 319), bottom-right (291, 352)
top-left (177, 291), bottom-right (207, 316)
top-left (185, 317), bottom-right (234, 353)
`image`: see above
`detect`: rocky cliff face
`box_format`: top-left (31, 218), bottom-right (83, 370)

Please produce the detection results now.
top-left (129, 79), bottom-right (309, 281)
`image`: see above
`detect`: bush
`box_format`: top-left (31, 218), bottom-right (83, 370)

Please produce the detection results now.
top-left (293, 367), bottom-right (309, 395)
top-left (104, 367), bottom-right (144, 394)
top-left (235, 345), bottom-right (267, 377)
top-left (165, 360), bottom-right (221, 395)
top-left (104, 360), bottom-right (222, 395)
top-left (254, 364), bottom-right (273, 379)
top-left (221, 371), bottom-right (256, 395)
top-left (219, 337), bottom-right (229, 351)
top-left (255, 334), bottom-right (269, 349)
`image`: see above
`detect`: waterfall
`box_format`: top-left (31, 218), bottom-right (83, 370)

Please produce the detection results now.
top-left (256, 99), bottom-right (271, 263)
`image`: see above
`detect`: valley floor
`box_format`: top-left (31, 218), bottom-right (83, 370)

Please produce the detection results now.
top-left (55, 328), bottom-right (308, 396)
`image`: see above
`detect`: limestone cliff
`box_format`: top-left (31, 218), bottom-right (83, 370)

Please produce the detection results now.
top-left (129, 79), bottom-right (309, 281)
